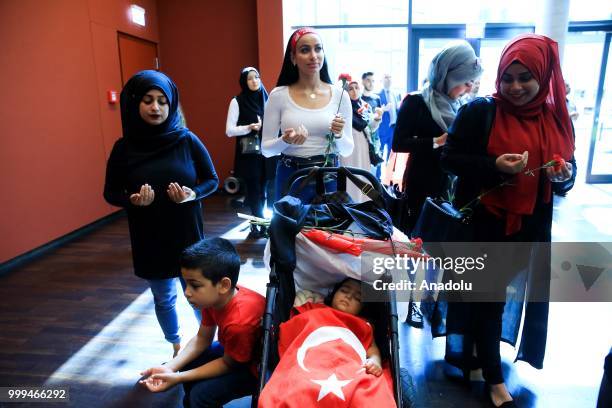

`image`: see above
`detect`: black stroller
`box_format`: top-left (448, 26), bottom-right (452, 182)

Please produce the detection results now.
top-left (253, 166), bottom-right (417, 407)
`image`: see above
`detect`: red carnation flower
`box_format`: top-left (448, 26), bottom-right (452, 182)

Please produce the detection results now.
top-left (338, 73), bottom-right (352, 82)
top-left (410, 238), bottom-right (423, 252)
top-left (525, 153), bottom-right (568, 177)
top-left (552, 153), bottom-right (566, 172)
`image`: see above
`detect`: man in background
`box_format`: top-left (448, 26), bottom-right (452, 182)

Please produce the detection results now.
top-left (361, 72), bottom-right (381, 109)
top-left (378, 73), bottom-right (401, 163)
top-left (362, 72), bottom-right (383, 176)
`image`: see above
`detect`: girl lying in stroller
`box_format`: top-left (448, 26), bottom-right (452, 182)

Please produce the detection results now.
top-left (258, 278), bottom-right (396, 407)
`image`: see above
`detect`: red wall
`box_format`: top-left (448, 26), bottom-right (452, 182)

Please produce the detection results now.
top-left (257, 0), bottom-right (284, 88)
top-left (1, 0), bottom-right (285, 263)
top-left (0, 0), bottom-right (159, 262)
top-left (156, 0), bottom-right (261, 183)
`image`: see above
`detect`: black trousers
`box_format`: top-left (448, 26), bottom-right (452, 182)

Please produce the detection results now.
top-left (238, 154), bottom-right (266, 218)
top-left (182, 342), bottom-right (256, 408)
top-left (446, 300), bottom-right (505, 385)
top-left (471, 302), bottom-right (505, 384)
top-left (244, 172), bottom-right (264, 218)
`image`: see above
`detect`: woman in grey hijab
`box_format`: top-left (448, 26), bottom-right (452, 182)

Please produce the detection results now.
top-left (422, 41), bottom-right (484, 131)
top-left (391, 40), bottom-right (482, 327)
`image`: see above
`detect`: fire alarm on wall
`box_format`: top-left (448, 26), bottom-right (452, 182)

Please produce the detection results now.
top-left (107, 90), bottom-right (118, 104)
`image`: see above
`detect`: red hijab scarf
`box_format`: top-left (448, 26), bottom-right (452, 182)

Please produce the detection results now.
top-left (482, 34), bottom-right (574, 235)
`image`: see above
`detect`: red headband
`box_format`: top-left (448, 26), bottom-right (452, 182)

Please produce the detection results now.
top-left (290, 27), bottom-right (318, 52)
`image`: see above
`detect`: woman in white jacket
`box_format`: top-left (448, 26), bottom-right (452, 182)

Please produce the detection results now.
top-left (225, 67), bottom-right (268, 238)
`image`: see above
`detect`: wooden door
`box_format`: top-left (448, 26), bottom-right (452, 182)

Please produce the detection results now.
top-left (117, 33), bottom-right (158, 85)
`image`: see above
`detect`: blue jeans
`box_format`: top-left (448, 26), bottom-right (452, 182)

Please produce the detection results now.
top-left (148, 277), bottom-right (201, 344)
top-left (182, 342), bottom-right (257, 408)
top-left (379, 124), bottom-right (394, 162)
top-left (274, 156), bottom-right (338, 203)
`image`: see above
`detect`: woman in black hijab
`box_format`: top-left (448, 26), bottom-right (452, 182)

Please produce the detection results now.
top-left (225, 67), bottom-right (271, 238)
top-left (104, 70), bottom-right (218, 357)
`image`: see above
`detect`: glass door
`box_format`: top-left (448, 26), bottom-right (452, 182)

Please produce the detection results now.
top-left (587, 33), bottom-right (612, 183)
top-left (316, 27), bottom-right (409, 93)
top-left (408, 24), bottom-right (534, 92)
top-left (478, 38), bottom-right (511, 96)
top-left (417, 37), bottom-right (462, 90)
top-left (408, 25), bottom-right (466, 92)
top-left (563, 30), bottom-right (608, 178)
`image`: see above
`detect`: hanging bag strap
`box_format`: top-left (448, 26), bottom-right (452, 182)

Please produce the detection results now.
top-left (290, 167), bottom-right (320, 196)
top-left (337, 167), bottom-right (385, 208)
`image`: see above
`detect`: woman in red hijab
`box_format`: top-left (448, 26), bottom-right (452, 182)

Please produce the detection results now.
top-left (435, 34), bottom-right (576, 407)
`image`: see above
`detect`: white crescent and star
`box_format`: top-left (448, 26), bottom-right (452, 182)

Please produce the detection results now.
top-left (296, 326), bottom-right (367, 402)
top-left (296, 326), bottom-right (366, 372)
top-left (311, 373), bottom-right (353, 401)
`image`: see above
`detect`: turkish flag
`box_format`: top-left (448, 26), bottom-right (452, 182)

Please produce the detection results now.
top-left (302, 228), bottom-right (425, 257)
top-left (258, 303), bottom-right (396, 407)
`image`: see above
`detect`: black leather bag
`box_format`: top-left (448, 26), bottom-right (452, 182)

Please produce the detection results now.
top-left (239, 134), bottom-right (261, 154)
top-left (381, 184), bottom-right (411, 232)
top-left (411, 100), bottom-right (494, 247)
top-left (411, 197), bottom-right (474, 244)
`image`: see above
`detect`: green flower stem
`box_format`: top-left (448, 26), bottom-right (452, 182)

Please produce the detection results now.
top-left (524, 160), bottom-right (557, 177)
top-left (459, 181), bottom-right (511, 213)
top-left (323, 80), bottom-right (347, 167)
top-left (458, 159), bottom-right (558, 213)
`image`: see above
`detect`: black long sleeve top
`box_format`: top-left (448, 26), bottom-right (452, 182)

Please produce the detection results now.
top-left (104, 133), bottom-right (218, 279)
top-left (392, 94), bottom-right (448, 222)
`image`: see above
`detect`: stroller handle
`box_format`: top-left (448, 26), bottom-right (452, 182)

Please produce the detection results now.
top-left (285, 166), bottom-right (384, 197)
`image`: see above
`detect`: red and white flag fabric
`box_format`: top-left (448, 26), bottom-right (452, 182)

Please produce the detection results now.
top-left (302, 229), bottom-right (424, 257)
top-left (258, 303), bottom-right (396, 407)
top-left (263, 227), bottom-right (427, 298)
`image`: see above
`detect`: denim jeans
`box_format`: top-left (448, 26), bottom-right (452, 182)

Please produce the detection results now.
top-left (182, 342), bottom-right (257, 408)
top-left (147, 277), bottom-right (201, 344)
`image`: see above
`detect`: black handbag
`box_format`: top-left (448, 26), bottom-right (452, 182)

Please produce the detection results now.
top-left (239, 134), bottom-right (261, 154)
top-left (411, 197), bottom-right (474, 245)
top-left (381, 184), bottom-right (411, 231)
top-left (411, 99), bottom-right (496, 246)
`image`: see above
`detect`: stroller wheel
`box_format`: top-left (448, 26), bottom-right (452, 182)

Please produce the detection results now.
top-left (224, 176), bottom-right (241, 194)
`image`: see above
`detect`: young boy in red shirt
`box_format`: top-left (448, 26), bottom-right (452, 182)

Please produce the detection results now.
top-left (140, 237), bottom-right (265, 407)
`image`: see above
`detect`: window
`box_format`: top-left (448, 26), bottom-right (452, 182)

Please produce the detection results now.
top-left (569, 0), bottom-right (612, 22)
top-left (283, 0), bottom-right (408, 26)
top-left (316, 27), bottom-right (408, 93)
top-left (412, 0), bottom-right (537, 24)
top-left (284, 0), bottom-right (612, 95)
